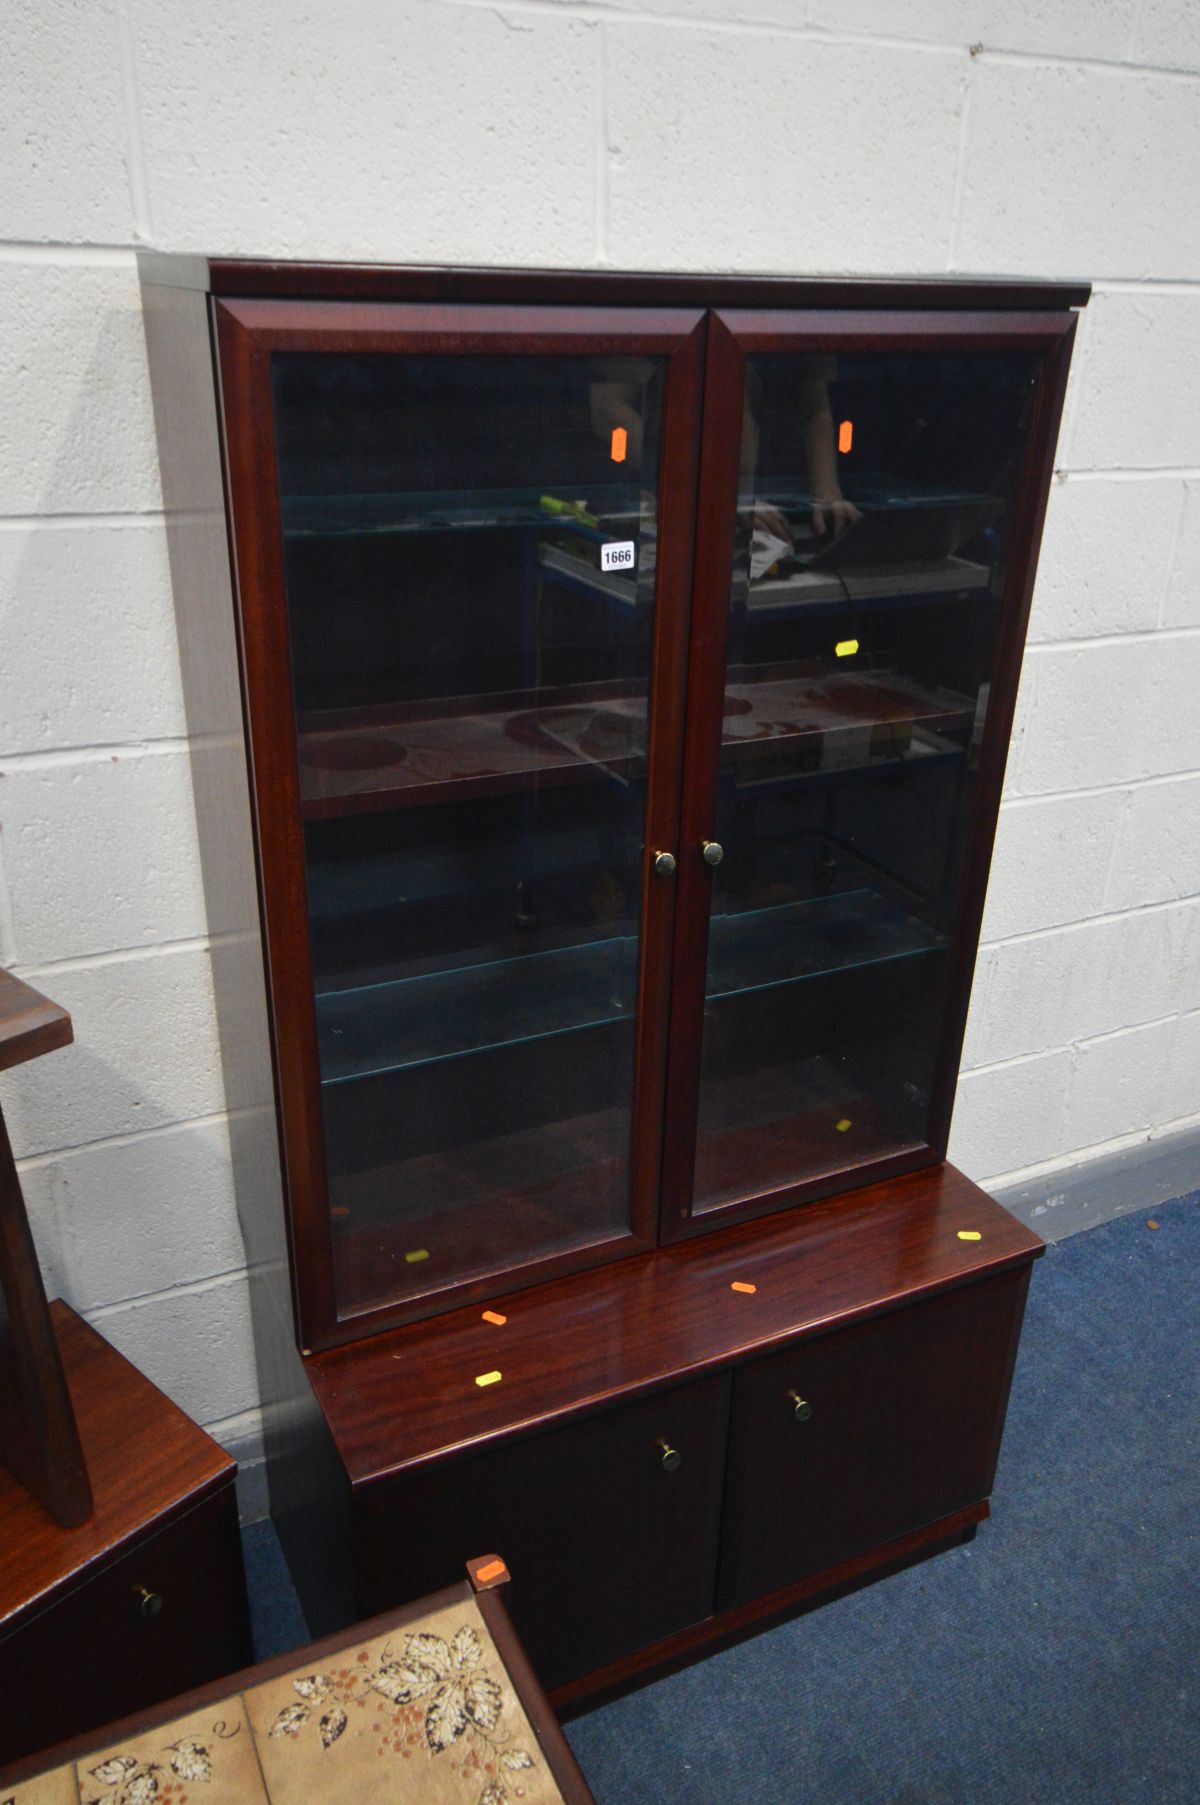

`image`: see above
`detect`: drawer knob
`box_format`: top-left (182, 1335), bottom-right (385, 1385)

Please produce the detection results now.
top-left (133, 1585), bottom-right (163, 1620)
top-left (653, 851), bottom-right (677, 878)
top-left (788, 1391), bottom-right (813, 1423)
top-left (657, 1438), bottom-right (682, 1473)
top-left (701, 840), bottom-right (724, 867)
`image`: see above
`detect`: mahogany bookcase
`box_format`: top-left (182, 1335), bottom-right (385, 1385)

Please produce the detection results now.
top-left (140, 258), bottom-right (1086, 1700)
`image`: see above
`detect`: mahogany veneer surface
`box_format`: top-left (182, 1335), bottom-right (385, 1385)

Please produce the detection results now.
top-left (0, 1303), bottom-right (234, 1633)
top-left (136, 253), bottom-right (1091, 312)
top-left (0, 971), bottom-right (72, 1073)
top-left (308, 1161), bottom-right (1043, 1486)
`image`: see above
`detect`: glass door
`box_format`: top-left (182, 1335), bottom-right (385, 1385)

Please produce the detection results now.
top-left (216, 301), bottom-right (703, 1344)
top-left (662, 309), bottom-right (1076, 1232)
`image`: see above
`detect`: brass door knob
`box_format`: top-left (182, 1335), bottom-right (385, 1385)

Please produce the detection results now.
top-left (653, 851), bottom-right (677, 877)
top-left (133, 1585), bottom-right (163, 1619)
top-left (701, 840), bottom-right (724, 866)
top-left (788, 1391), bottom-right (813, 1423)
top-left (657, 1438), bottom-right (681, 1473)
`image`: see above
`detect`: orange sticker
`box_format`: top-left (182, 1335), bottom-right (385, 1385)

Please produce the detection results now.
top-left (731, 1281), bottom-right (757, 1294)
top-left (475, 1559), bottom-right (508, 1585)
top-left (610, 426), bottom-right (628, 463)
top-left (838, 419), bottom-right (853, 454)
top-left (481, 1310), bottom-right (507, 1326)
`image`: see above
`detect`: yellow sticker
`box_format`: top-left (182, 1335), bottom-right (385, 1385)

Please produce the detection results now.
top-left (835, 1117), bottom-right (852, 1132)
top-left (475, 1370), bottom-right (503, 1388)
top-left (835, 639), bottom-right (859, 658)
top-left (957, 1230), bottom-right (982, 1242)
top-left (404, 1248), bottom-right (430, 1263)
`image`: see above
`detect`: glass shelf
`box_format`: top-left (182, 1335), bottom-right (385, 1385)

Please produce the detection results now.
top-left (691, 1052), bottom-right (927, 1216)
top-left (317, 936), bottom-right (637, 1085)
top-left (308, 863), bottom-right (633, 996)
top-left (330, 1099), bottom-right (630, 1317)
top-left (746, 555), bottom-right (992, 613)
top-left (315, 882), bottom-right (943, 1087)
top-left (296, 667), bottom-right (971, 820)
top-left (707, 889), bottom-right (943, 998)
top-left (280, 485), bottom-right (646, 540)
top-left (297, 693), bottom-right (649, 819)
top-left (540, 541), bottom-right (992, 615)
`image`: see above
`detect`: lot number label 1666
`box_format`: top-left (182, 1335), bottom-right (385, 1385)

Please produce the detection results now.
top-left (600, 540), bottom-right (636, 573)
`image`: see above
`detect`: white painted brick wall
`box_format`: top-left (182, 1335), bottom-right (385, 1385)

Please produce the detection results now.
top-left (1164, 481), bottom-right (1200, 626)
top-left (978, 790), bottom-right (1122, 942)
top-left (1, 1), bottom-right (1197, 1504)
top-left (132, 1), bottom-right (598, 264)
top-left (2, 751), bottom-right (206, 962)
top-left (1018, 637), bottom-right (1200, 795)
top-left (1062, 1014), bottom-right (1180, 1150)
top-left (969, 901), bottom-right (1198, 1068)
top-left (1105, 775), bottom-right (1200, 911)
top-left (17, 1116), bottom-right (247, 1316)
top-left (0, 948), bottom-right (225, 1157)
top-left (0, 523), bottom-right (186, 751)
top-left (3, 0), bottom-right (133, 245)
top-left (1066, 290), bottom-right (1200, 470)
top-left (1135, 0), bottom-right (1200, 74)
top-left (0, 263), bottom-right (161, 514)
top-left (957, 60), bottom-right (1200, 279)
top-left (808, 4), bottom-right (1139, 61)
top-left (1163, 1011), bottom-right (1200, 1122)
top-left (1028, 478), bottom-right (1180, 643)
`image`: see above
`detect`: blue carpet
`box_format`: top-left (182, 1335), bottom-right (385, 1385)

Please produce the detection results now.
top-left (567, 1193), bottom-right (1199, 1804)
top-left (242, 1513), bottom-right (309, 1661)
top-left (242, 1194), bottom-right (1199, 1803)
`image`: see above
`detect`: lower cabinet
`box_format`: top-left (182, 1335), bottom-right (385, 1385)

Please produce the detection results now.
top-left (716, 1268), bottom-right (1029, 1610)
top-left (348, 1263), bottom-right (1031, 1697)
top-left (354, 1372), bottom-right (731, 1691)
top-left (0, 1490), bottom-right (250, 1763)
top-left (0, 1304), bottom-right (253, 1766)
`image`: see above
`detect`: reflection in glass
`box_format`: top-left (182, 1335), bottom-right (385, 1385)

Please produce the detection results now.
top-left (270, 352), bottom-right (663, 1316)
top-left (692, 348), bottom-right (1039, 1213)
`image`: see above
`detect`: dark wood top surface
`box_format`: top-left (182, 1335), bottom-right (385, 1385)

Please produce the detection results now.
top-left (309, 1163), bottom-right (1043, 1488)
top-left (137, 252), bottom-right (1090, 311)
top-left (0, 1303), bottom-right (235, 1634)
top-left (0, 970), bottom-right (72, 1072)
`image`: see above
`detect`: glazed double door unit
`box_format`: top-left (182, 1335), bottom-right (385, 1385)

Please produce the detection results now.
top-left (217, 298), bottom-right (1075, 1349)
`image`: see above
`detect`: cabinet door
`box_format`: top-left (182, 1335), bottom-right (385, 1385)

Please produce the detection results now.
top-left (216, 302), bottom-right (705, 1347)
top-left (353, 1373), bottom-right (730, 1691)
top-left (0, 1490), bottom-right (250, 1764)
top-left (662, 309), bottom-right (1076, 1233)
top-left (716, 1268), bottom-right (1030, 1611)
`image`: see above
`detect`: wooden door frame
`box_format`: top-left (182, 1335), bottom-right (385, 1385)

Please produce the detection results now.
top-left (213, 298), bottom-right (707, 1350)
top-left (658, 308), bottom-right (1079, 1243)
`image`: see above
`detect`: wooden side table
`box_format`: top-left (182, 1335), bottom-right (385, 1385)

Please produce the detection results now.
top-left (0, 1303), bottom-right (252, 1765)
top-left (0, 1557), bottom-right (595, 1803)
